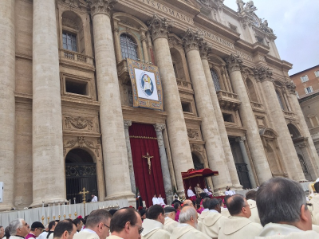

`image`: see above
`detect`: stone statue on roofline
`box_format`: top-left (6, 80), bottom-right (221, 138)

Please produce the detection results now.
top-left (236, 0), bottom-right (245, 12)
top-left (244, 1), bottom-right (257, 13)
top-left (260, 19), bottom-right (274, 34)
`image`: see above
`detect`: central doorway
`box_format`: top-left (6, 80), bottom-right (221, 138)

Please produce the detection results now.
top-left (65, 148), bottom-right (98, 204)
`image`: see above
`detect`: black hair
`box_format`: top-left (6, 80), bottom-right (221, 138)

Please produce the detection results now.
top-left (208, 198), bottom-right (220, 210)
top-left (227, 194), bottom-right (246, 216)
top-left (314, 182), bottom-right (319, 193)
top-left (48, 221), bottom-right (57, 231)
top-left (246, 190), bottom-right (257, 201)
top-left (173, 202), bottom-right (180, 210)
top-left (110, 208), bottom-right (138, 233)
top-left (86, 209), bottom-right (112, 228)
top-left (53, 221), bottom-right (74, 238)
top-left (146, 205), bottom-right (164, 220)
top-left (72, 218), bottom-right (82, 226)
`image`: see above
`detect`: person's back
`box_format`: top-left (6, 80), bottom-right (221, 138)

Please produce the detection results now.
top-left (246, 190), bottom-right (260, 224)
top-left (218, 195), bottom-right (262, 239)
top-left (163, 206), bottom-right (178, 234)
top-left (141, 205), bottom-right (170, 239)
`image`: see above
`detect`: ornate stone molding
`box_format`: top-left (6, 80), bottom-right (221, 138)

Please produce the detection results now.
top-left (199, 42), bottom-right (212, 60)
top-left (88, 0), bottom-right (117, 17)
top-left (182, 29), bottom-right (204, 53)
top-left (187, 129), bottom-right (200, 140)
top-left (225, 54), bottom-right (243, 73)
top-left (64, 136), bottom-right (101, 157)
top-left (148, 15), bottom-right (172, 41)
top-left (124, 120), bottom-right (132, 129)
top-left (286, 81), bottom-right (297, 94)
top-left (253, 66), bottom-right (273, 82)
top-left (65, 116), bottom-right (94, 130)
top-left (154, 123), bottom-right (165, 132)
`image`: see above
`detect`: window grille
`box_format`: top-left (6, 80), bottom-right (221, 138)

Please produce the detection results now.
top-left (120, 34), bottom-right (138, 60)
top-left (63, 32), bottom-right (77, 52)
top-left (211, 69), bottom-right (221, 91)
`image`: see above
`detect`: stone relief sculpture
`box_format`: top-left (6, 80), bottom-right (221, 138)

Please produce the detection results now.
top-left (244, 1), bottom-right (257, 13)
top-left (260, 19), bottom-right (274, 34)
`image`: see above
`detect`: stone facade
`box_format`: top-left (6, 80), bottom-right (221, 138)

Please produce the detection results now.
top-left (1, 0), bottom-right (319, 210)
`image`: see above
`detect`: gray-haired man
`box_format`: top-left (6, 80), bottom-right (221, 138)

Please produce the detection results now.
top-left (8, 219), bottom-right (29, 239)
top-left (256, 177), bottom-right (319, 238)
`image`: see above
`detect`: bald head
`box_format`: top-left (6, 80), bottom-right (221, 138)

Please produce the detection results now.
top-left (183, 200), bottom-right (194, 207)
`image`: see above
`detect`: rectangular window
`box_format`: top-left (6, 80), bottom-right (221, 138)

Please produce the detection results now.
top-left (223, 113), bottom-right (234, 123)
top-left (304, 86), bottom-right (313, 94)
top-left (181, 102), bottom-right (192, 113)
top-left (63, 32), bottom-right (77, 52)
top-left (310, 116), bottom-right (319, 127)
top-left (315, 71), bottom-right (319, 77)
top-left (65, 79), bottom-right (88, 95)
top-left (300, 75), bottom-right (309, 83)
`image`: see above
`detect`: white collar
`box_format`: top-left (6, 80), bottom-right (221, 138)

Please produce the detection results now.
top-left (209, 209), bottom-right (219, 213)
top-left (202, 209), bottom-right (209, 212)
top-left (82, 228), bottom-right (97, 235)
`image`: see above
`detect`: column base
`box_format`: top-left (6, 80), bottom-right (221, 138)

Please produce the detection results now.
top-left (30, 198), bottom-right (67, 208)
top-left (0, 203), bottom-right (14, 212)
top-left (104, 191), bottom-right (135, 201)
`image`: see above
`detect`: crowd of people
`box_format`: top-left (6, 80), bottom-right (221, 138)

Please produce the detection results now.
top-left (1, 177), bottom-right (319, 239)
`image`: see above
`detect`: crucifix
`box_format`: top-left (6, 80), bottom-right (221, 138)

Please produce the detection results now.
top-left (79, 187), bottom-right (89, 203)
top-left (143, 152), bottom-right (154, 175)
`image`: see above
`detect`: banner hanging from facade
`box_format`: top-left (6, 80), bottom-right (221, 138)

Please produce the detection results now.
top-left (127, 59), bottom-right (164, 111)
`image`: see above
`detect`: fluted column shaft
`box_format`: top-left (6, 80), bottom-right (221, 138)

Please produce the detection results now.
top-left (201, 56), bottom-right (241, 189)
top-left (31, 0), bottom-right (65, 206)
top-left (256, 70), bottom-right (305, 181)
top-left (90, 1), bottom-right (134, 199)
top-left (226, 55), bottom-right (272, 184)
top-left (149, 16), bottom-right (193, 194)
top-left (183, 31), bottom-right (232, 190)
top-left (124, 121), bottom-right (136, 194)
top-left (0, 0), bottom-right (15, 210)
top-left (154, 124), bottom-right (173, 204)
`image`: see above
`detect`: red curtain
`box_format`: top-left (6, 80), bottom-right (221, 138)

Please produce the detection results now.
top-left (129, 123), bottom-right (166, 207)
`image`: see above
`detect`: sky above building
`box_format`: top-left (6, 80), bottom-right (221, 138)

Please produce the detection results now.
top-left (224, 0), bottom-right (319, 75)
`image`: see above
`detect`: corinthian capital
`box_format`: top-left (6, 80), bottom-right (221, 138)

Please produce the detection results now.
top-left (182, 29), bottom-right (204, 53)
top-left (286, 81), bottom-right (297, 94)
top-left (199, 42), bottom-right (212, 60)
top-left (88, 0), bottom-right (117, 17)
top-left (225, 54), bottom-right (243, 72)
top-left (253, 66), bottom-right (273, 82)
top-left (154, 124), bottom-right (166, 132)
top-left (148, 15), bottom-right (172, 41)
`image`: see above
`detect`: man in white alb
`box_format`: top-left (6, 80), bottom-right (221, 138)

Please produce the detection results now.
top-left (152, 195), bottom-right (159, 205)
top-left (187, 186), bottom-right (196, 201)
top-left (91, 194), bottom-right (98, 202)
top-left (157, 194), bottom-right (166, 206)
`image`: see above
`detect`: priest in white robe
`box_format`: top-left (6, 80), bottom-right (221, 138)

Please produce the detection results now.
top-left (152, 195), bottom-right (159, 205)
top-left (157, 194), bottom-right (166, 206)
top-left (218, 195), bottom-right (262, 239)
top-left (225, 186), bottom-right (235, 196)
top-left (245, 190), bottom-right (260, 223)
top-left (203, 187), bottom-right (212, 197)
top-left (171, 206), bottom-right (210, 239)
top-left (256, 177), bottom-right (319, 238)
top-left (91, 194), bottom-right (98, 202)
top-left (141, 205), bottom-right (170, 239)
top-left (199, 198), bottom-right (227, 239)
top-left (163, 206), bottom-right (178, 234)
top-left (187, 186), bottom-right (196, 201)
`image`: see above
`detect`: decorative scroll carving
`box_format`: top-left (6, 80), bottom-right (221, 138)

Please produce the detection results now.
top-left (65, 116), bottom-right (93, 130)
top-left (124, 120), bottom-right (132, 129)
top-left (187, 129), bottom-right (200, 140)
top-left (154, 124), bottom-right (165, 146)
top-left (154, 124), bottom-right (165, 132)
top-left (88, 0), bottom-right (117, 17)
top-left (225, 54), bottom-right (243, 72)
top-left (61, 0), bottom-right (80, 8)
top-left (182, 29), bottom-right (204, 53)
top-left (199, 42), bottom-right (212, 60)
top-left (253, 66), bottom-right (273, 82)
top-left (64, 136), bottom-right (101, 157)
top-left (148, 15), bottom-right (172, 41)
top-left (286, 81), bottom-right (297, 94)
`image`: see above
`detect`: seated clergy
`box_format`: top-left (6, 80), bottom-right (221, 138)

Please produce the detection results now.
top-left (157, 194), bottom-right (166, 206)
top-left (163, 206), bottom-right (178, 234)
top-left (224, 186), bottom-right (235, 196)
top-left (218, 195), bottom-right (262, 239)
top-left (141, 205), bottom-right (170, 239)
top-left (256, 177), bottom-right (319, 238)
top-left (170, 206), bottom-right (210, 239)
top-left (245, 190), bottom-right (260, 224)
top-left (203, 187), bottom-right (213, 198)
top-left (152, 195), bottom-right (159, 205)
top-left (187, 186), bottom-right (196, 201)
top-left (198, 199), bottom-right (226, 239)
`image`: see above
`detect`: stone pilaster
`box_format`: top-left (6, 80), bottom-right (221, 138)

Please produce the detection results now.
top-left (0, 0), bottom-right (15, 211)
top-left (286, 81), bottom-right (319, 178)
top-left (183, 29), bottom-right (232, 190)
top-left (226, 54), bottom-right (272, 184)
top-left (200, 45), bottom-right (242, 189)
top-left (255, 67), bottom-right (306, 181)
top-left (154, 124), bottom-right (173, 205)
top-left (113, 20), bottom-right (122, 63)
top-left (148, 15), bottom-right (194, 194)
top-left (124, 120), bottom-right (136, 194)
top-left (141, 31), bottom-right (150, 63)
top-left (89, 0), bottom-right (134, 200)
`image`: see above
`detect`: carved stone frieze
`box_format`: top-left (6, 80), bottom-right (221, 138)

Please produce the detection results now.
top-left (187, 129), bottom-right (200, 140)
top-left (60, 0), bottom-right (80, 8)
top-left (182, 29), bottom-right (204, 53)
top-left (286, 81), bottom-right (297, 94)
top-left (225, 54), bottom-right (243, 73)
top-left (63, 115), bottom-right (99, 132)
top-left (64, 136), bottom-right (101, 157)
top-left (148, 15), bottom-right (172, 41)
top-left (253, 66), bottom-right (273, 82)
top-left (88, 0), bottom-right (117, 17)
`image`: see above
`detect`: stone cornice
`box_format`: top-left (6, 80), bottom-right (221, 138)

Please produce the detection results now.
top-left (182, 29), bottom-right (203, 53)
top-left (225, 54), bottom-right (243, 73)
top-left (253, 66), bottom-right (273, 82)
top-left (148, 15), bottom-right (172, 41)
top-left (88, 0), bottom-right (117, 17)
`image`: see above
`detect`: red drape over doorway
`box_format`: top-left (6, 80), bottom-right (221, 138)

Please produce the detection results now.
top-left (129, 123), bottom-right (166, 207)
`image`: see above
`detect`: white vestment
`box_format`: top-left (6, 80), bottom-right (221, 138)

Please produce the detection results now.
top-left (221, 208), bottom-right (230, 218)
top-left (163, 217), bottom-right (179, 234)
top-left (48, 232), bottom-right (53, 239)
top-left (152, 197), bottom-right (159, 205)
top-left (91, 196), bottom-right (98, 202)
top-left (218, 216), bottom-right (262, 239)
top-left (198, 210), bottom-right (226, 239)
top-left (73, 228), bottom-right (100, 239)
top-left (141, 219), bottom-right (170, 239)
top-left (170, 224), bottom-right (210, 239)
top-left (225, 190), bottom-right (235, 196)
top-left (187, 189), bottom-right (195, 197)
top-left (247, 199), bottom-right (260, 223)
top-left (37, 231), bottom-right (48, 239)
top-left (106, 236), bottom-right (122, 239)
top-left (310, 193), bottom-right (319, 225)
top-left (256, 223), bottom-right (319, 239)
top-left (157, 197), bottom-right (165, 206)
top-left (204, 188), bottom-right (212, 196)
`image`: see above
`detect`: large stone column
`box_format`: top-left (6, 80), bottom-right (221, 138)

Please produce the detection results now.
top-left (89, 0), bottom-right (134, 200)
top-left (254, 67), bottom-right (306, 181)
top-left (201, 46), bottom-right (242, 189)
top-left (31, 0), bottom-right (66, 207)
top-left (154, 124), bottom-right (173, 204)
top-left (286, 82), bottom-right (319, 177)
top-left (183, 30), bottom-right (232, 190)
top-left (148, 16), bottom-right (193, 194)
top-left (124, 120), bottom-right (136, 194)
top-left (226, 55), bottom-right (272, 184)
top-left (0, 0), bottom-right (15, 211)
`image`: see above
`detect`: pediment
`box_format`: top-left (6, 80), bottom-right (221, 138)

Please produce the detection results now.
top-left (113, 13), bottom-right (148, 31)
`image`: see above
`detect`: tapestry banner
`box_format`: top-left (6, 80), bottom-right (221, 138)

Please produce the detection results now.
top-left (127, 59), bottom-right (164, 111)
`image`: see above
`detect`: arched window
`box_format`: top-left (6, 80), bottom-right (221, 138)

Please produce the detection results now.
top-left (120, 34), bottom-right (138, 60)
top-left (276, 91), bottom-right (285, 110)
top-left (211, 69), bottom-right (221, 91)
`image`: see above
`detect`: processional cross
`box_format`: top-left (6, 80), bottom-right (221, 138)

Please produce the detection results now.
top-left (143, 152), bottom-right (154, 175)
top-left (79, 187), bottom-right (89, 203)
